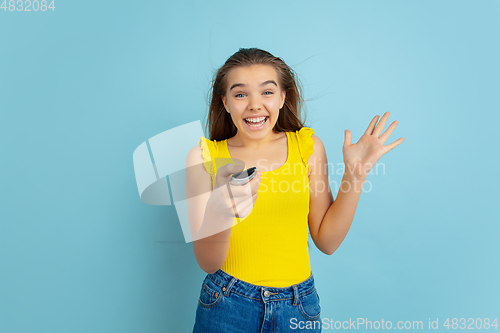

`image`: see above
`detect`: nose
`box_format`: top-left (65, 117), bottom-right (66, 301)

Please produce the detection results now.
top-left (248, 94), bottom-right (262, 111)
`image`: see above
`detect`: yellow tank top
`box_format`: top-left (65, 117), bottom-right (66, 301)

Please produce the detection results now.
top-left (198, 127), bottom-right (315, 287)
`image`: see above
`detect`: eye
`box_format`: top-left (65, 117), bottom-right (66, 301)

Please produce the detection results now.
top-left (235, 93), bottom-right (246, 98)
top-left (263, 91), bottom-right (273, 95)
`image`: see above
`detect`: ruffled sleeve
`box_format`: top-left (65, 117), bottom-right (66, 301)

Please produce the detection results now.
top-left (296, 127), bottom-right (315, 175)
top-left (198, 136), bottom-right (217, 188)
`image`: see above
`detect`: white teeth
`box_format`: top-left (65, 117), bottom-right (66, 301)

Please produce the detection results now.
top-left (245, 116), bottom-right (267, 127)
top-left (245, 116), bottom-right (266, 123)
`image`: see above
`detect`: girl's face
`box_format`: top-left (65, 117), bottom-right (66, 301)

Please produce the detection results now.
top-left (222, 64), bottom-right (286, 138)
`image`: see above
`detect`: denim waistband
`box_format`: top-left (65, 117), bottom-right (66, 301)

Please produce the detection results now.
top-left (207, 269), bottom-right (316, 304)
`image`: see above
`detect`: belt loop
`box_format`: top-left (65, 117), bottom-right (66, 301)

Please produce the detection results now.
top-left (224, 277), bottom-right (237, 297)
top-left (292, 285), bottom-right (299, 306)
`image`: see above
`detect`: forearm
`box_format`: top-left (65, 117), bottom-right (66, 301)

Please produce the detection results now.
top-left (192, 205), bottom-right (234, 274)
top-left (316, 172), bottom-right (366, 255)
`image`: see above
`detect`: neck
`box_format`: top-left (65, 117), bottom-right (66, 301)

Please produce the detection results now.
top-left (228, 130), bottom-right (284, 150)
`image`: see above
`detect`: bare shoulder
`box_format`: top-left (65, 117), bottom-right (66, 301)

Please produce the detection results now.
top-left (186, 144), bottom-right (204, 167)
top-left (185, 143), bottom-right (213, 193)
top-left (310, 134), bottom-right (327, 158)
top-left (308, 134), bottom-right (328, 176)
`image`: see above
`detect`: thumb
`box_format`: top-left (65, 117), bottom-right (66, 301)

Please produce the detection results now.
top-left (344, 129), bottom-right (352, 147)
top-left (219, 163), bottom-right (244, 178)
top-left (215, 163), bottom-right (245, 188)
top-left (232, 164), bottom-right (245, 172)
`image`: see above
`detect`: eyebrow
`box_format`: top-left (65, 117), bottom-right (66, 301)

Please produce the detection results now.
top-left (229, 80), bottom-right (278, 91)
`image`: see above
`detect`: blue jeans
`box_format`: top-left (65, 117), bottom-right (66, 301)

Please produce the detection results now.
top-left (193, 269), bottom-right (322, 332)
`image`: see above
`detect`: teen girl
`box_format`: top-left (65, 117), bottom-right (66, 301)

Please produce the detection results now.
top-left (185, 48), bottom-right (404, 332)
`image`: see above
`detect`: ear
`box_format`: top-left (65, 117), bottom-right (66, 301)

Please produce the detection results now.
top-left (221, 95), bottom-right (229, 113)
top-left (280, 90), bottom-right (286, 109)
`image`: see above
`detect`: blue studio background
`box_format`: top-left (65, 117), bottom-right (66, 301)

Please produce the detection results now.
top-left (1, 1), bottom-right (499, 332)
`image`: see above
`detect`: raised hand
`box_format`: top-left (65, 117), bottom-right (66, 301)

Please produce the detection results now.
top-left (343, 112), bottom-right (404, 180)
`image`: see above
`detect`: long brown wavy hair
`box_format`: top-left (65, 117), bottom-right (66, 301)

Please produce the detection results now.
top-left (204, 48), bottom-right (308, 141)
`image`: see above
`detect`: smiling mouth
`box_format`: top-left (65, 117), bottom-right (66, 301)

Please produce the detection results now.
top-left (244, 116), bottom-right (268, 127)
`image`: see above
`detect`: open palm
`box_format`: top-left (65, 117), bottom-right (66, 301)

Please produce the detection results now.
top-left (343, 112), bottom-right (404, 180)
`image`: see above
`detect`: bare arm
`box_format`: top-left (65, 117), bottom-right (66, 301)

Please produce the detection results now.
top-left (308, 113), bottom-right (404, 255)
top-left (307, 135), bottom-right (357, 256)
top-left (310, 160), bottom-right (364, 255)
top-left (185, 145), bottom-right (261, 273)
top-left (193, 207), bottom-right (234, 274)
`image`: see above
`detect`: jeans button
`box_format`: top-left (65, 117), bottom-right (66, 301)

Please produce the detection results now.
top-left (264, 290), bottom-right (271, 297)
